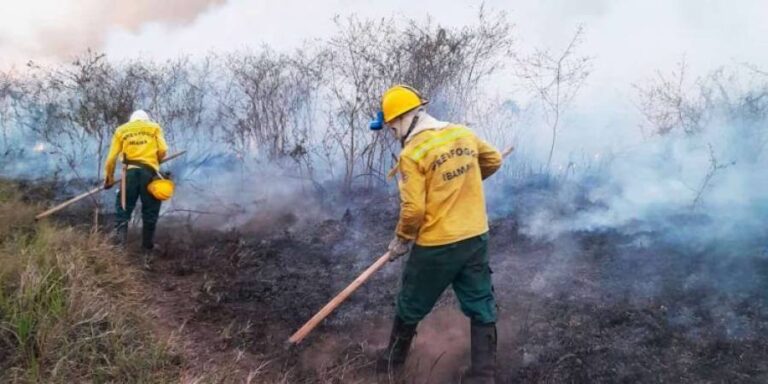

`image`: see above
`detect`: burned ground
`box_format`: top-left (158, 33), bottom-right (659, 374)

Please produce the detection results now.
top-left (89, 192), bottom-right (765, 383)
top-left (498, 225), bottom-right (768, 384)
top-left (26, 180), bottom-right (768, 383)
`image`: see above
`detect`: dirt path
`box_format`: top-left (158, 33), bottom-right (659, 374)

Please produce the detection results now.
top-left (139, 262), bottom-right (269, 381)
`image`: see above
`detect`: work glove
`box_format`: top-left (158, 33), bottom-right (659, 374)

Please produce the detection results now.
top-left (103, 176), bottom-right (115, 190)
top-left (388, 236), bottom-right (412, 261)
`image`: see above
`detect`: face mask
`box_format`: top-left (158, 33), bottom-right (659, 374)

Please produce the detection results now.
top-left (391, 110), bottom-right (421, 147)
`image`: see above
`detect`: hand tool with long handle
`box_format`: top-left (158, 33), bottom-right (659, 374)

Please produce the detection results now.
top-left (288, 145), bottom-right (516, 345)
top-left (120, 163), bottom-right (127, 210)
top-left (501, 145), bottom-right (515, 158)
top-left (35, 151), bottom-right (187, 220)
top-left (288, 251), bottom-right (392, 345)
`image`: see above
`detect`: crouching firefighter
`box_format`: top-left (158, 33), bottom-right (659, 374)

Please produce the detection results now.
top-left (369, 85), bottom-right (503, 383)
top-left (103, 110), bottom-right (174, 261)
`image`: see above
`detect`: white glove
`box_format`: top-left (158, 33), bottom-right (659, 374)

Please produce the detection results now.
top-left (388, 236), bottom-right (412, 261)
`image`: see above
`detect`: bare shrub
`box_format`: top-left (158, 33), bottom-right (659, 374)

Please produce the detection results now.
top-left (326, 8), bottom-right (515, 190)
top-left (634, 59), bottom-right (707, 136)
top-left (0, 9), bottom-right (526, 195)
top-left (220, 49), bottom-right (325, 162)
top-left (514, 25), bottom-right (592, 171)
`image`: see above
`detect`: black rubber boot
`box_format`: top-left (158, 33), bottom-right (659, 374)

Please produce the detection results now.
top-left (462, 323), bottom-right (497, 384)
top-left (376, 316), bottom-right (417, 373)
top-left (112, 225), bottom-right (128, 248)
top-left (141, 224), bottom-right (155, 251)
top-left (141, 247), bottom-right (154, 270)
top-left (141, 225), bottom-right (156, 270)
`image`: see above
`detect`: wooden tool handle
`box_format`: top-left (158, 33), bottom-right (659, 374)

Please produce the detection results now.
top-left (120, 165), bottom-right (127, 210)
top-left (502, 145), bottom-right (515, 158)
top-left (161, 150), bottom-right (187, 163)
top-left (34, 184), bottom-right (117, 220)
top-left (34, 151), bottom-right (188, 220)
top-left (288, 251), bottom-right (392, 345)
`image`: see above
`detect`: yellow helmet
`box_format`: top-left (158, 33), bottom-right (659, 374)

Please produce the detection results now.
top-left (147, 179), bottom-right (174, 201)
top-left (381, 85), bottom-right (428, 123)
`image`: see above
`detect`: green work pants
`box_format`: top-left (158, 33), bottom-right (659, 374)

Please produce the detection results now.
top-left (115, 168), bottom-right (161, 249)
top-left (396, 233), bottom-right (497, 325)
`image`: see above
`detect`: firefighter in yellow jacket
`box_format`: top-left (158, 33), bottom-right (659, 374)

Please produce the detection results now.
top-left (104, 110), bottom-right (168, 255)
top-left (372, 85), bottom-right (502, 383)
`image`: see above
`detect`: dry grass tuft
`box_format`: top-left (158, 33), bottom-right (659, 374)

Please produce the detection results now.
top-left (0, 181), bottom-right (182, 383)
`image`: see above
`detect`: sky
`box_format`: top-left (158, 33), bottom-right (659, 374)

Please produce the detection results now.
top-left (2, 0), bottom-right (766, 74)
top-left (1, 0), bottom-right (767, 158)
top-left (2, 0), bottom-right (766, 108)
top-left (2, 0), bottom-right (766, 91)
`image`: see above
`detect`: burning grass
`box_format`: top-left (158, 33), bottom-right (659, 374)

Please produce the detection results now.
top-left (0, 181), bottom-right (181, 383)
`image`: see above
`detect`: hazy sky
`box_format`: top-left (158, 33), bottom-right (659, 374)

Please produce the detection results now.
top-left (2, 1), bottom-right (766, 195)
top-left (2, 0), bottom-right (766, 73)
top-left (2, 0), bottom-right (766, 136)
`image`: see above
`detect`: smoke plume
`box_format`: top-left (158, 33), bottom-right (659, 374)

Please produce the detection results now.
top-left (0, 0), bottom-right (224, 67)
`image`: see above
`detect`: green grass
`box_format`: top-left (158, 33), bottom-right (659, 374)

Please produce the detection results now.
top-left (0, 181), bottom-right (181, 383)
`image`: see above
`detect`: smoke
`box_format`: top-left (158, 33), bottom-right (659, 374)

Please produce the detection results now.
top-left (0, 0), bottom-right (224, 67)
top-left (3, 5), bottom-right (767, 297)
top-left (504, 97), bottom-right (768, 251)
top-left (163, 156), bottom-right (332, 233)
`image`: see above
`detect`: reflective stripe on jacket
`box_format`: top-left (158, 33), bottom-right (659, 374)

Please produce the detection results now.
top-left (104, 120), bottom-right (168, 179)
top-left (396, 124), bottom-right (502, 246)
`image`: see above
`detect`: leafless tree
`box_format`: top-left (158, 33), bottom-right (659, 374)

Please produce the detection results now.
top-left (705, 66), bottom-right (768, 124)
top-left (327, 8), bottom-right (514, 191)
top-left (637, 62), bottom-right (768, 160)
top-left (689, 143), bottom-right (734, 209)
top-left (6, 52), bottom-right (143, 227)
top-left (634, 59), bottom-right (707, 136)
top-left (219, 49), bottom-right (325, 161)
top-left (637, 62), bottom-right (768, 207)
top-left (15, 52), bottom-right (142, 182)
top-left (515, 25), bottom-right (592, 171)
top-left (1, 8), bottom-right (519, 197)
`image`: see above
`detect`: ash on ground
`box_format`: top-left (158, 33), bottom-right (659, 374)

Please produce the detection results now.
top-left (56, 189), bottom-right (768, 383)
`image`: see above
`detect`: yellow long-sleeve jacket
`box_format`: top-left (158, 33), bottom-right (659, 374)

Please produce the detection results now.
top-left (104, 120), bottom-right (168, 179)
top-left (396, 124), bottom-right (502, 246)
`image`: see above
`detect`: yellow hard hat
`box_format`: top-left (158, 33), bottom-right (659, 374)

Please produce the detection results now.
top-left (381, 85), bottom-right (428, 123)
top-left (147, 179), bottom-right (174, 201)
